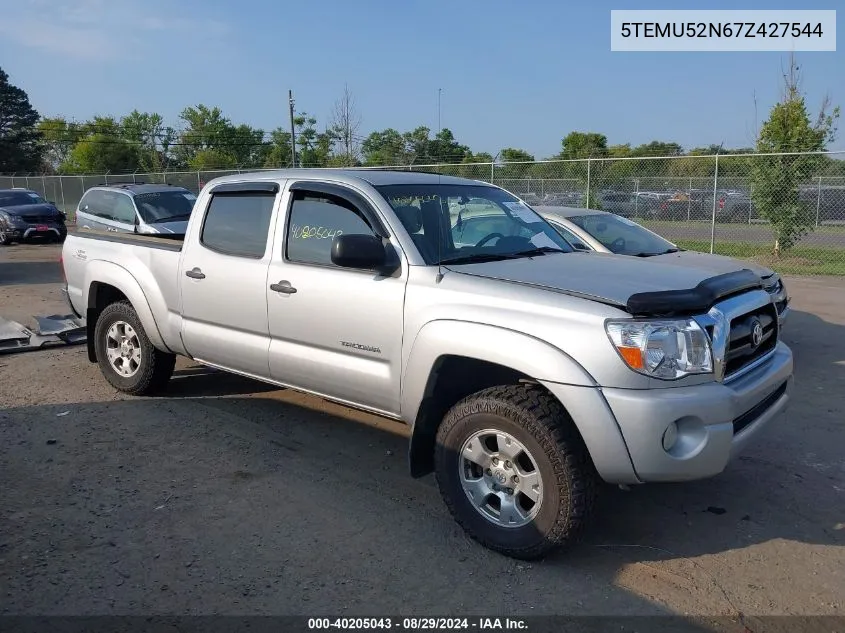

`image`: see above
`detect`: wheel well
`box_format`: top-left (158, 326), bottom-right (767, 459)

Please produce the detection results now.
top-left (85, 282), bottom-right (128, 362)
top-left (408, 355), bottom-right (541, 478)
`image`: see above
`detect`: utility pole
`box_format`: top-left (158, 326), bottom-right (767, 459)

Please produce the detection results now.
top-left (289, 90), bottom-right (297, 168)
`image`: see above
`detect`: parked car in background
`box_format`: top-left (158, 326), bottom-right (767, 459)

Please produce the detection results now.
top-left (535, 205), bottom-right (789, 324)
top-left (76, 183), bottom-right (198, 235)
top-left (0, 188), bottom-right (67, 245)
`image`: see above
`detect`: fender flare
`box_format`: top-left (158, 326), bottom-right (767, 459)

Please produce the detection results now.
top-left (401, 319), bottom-right (598, 424)
top-left (84, 259), bottom-right (170, 354)
top-left (401, 320), bottom-right (637, 481)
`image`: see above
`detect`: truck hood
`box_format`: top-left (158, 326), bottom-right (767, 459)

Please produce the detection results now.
top-left (445, 251), bottom-right (764, 316)
top-left (0, 203), bottom-right (60, 217)
top-left (652, 249), bottom-right (776, 281)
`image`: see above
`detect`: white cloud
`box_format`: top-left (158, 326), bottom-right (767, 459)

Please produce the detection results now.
top-left (1, 0), bottom-right (229, 61)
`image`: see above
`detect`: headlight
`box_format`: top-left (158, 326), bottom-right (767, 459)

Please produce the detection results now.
top-left (605, 318), bottom-right (712, 380)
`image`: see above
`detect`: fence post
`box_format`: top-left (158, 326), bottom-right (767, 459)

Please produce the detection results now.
top-left (197, 171), bottom-right (202, 192)
top-left (586, 158), bottom-right (592, 209)
top-left (634, 178), bottom-right (640, 216)
top-left (688, 176), bottom-right (692, 221)
top-left (748, 183), bottom-right (753, 224)
top-left (104, 171), bottom-right (109, 185)
top-left (25, 176), bottom-right (30, 190)
top-left (42, 174), bottom-right (46, 197)
top-left (709, 153), bottom-right (720, 254)
top-left (815, 176), bottom-right (822, 227)
top-left (59, 175), bottom-right (66, 214)
top-left (490, 161), bottom-right (494, 184)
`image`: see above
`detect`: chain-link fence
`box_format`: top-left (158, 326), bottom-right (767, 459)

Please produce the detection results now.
top-left (3, 150), bottom-right (845, 274)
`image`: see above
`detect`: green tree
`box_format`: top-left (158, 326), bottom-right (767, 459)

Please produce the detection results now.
top-left (262, 127), bottom-right (293, 168)
top-left (362, 128), bottom-right (408, 166)
top-left (751, 56), bottom-right (840, 254)
top-left (0, 67), bottom-right (43, 173)
top-left (62, 133), bottom-right (139, 174)
top-left (119, 110), bottom-right (175, 172)
top-left (37, 117), bottom-right (80, 172)
top-left (559, 131), bottom-right (608, 158)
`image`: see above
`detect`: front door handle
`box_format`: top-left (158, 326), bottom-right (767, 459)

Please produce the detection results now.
top-left (270, 280), bottom-right (297, 294)
top-left (185, 267), bottom-right (206, 279)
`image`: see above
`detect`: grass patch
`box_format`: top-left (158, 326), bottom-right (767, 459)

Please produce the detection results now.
top-left (675, 239), bottom-right (845, 276)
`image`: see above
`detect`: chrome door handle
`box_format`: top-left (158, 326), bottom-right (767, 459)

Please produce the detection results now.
top-left (269, 280), bottom-right (297, 294)
top-left (185, 267), bottom-right (206, 279)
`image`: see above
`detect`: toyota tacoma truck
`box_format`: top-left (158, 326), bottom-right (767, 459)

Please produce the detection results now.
top-left (61, 169), bottom-right (793, 560)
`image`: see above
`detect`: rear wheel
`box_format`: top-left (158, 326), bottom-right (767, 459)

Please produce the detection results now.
top-left (434, 384), bottom-right (597, 560)
top-left (94, 301), bottom-right (175, 395)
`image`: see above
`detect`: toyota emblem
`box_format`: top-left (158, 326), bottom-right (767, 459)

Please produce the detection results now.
top-left (751, 319), bottom-right (763, 347)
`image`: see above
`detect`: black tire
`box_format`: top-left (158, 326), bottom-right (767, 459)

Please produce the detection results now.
top-left (434, 384), bottom-right (598, 560)
top-left (94, 300), bottom-right (176, 395)
top-left (0, 231), bottom-right (12, 246)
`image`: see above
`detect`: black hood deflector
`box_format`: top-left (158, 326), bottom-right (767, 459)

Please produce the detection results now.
top-left (626, 269), bottom-right (763, 317)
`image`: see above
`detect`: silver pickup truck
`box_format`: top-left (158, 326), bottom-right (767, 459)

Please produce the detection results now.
top-left (61, 169), bottom-right (793, 560)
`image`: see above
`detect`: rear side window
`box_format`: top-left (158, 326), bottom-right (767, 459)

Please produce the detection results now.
top-left (200, 192), bottom-right (275, 258)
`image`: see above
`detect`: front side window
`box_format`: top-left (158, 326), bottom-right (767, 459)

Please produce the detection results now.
top-left (568, 213), bottom-right (676, 256)
top-left (135, 190), bottom-right (197, 224)
top-left (111, 194), bottom-right (137, 225)
top-left (286, 191), bottom-right (376, 266)
top-left (376, 183), bottom-right (572, 265)
top-left (200, 192), bottom-right (275, 258)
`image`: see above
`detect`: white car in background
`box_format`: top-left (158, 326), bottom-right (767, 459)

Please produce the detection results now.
top-left (533, 205), bottom-right (790, 325)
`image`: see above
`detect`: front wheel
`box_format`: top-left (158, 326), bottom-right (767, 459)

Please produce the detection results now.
top-left (434, 384), bottom-right (598, 560)
top-left (94, 301), bottom-right (176, 395)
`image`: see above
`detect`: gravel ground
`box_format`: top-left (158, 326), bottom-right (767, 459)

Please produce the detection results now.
top-left (1, 243), bottom-right (843, 625)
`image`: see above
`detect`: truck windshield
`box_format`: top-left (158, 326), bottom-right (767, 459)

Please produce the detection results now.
top-left (0, 191), bottom-right (46, 206)
top-left (375, 183), bottom-right (573, 265)
top-left (134, 190), bottom-right (197, 224)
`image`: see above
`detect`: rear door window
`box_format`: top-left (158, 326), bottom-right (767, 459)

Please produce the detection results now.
top-left (200, 191), bottom-right (276, 258)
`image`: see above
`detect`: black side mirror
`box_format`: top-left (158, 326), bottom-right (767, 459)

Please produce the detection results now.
top-left (331, 234), bottom-right (387, 270)
top-left (573, 242), bottom-right (590, 251)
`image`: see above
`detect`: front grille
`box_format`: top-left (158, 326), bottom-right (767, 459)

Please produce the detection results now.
top-left (732, 380), bottom-right (788, 434)
top-left (20, 214), bottom-right (57, 224)
top-left (724, 303), bottom-right (778, 378)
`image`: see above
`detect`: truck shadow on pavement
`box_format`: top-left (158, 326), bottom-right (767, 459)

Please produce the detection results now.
top-left (0, 260), bottom-right (64, 286)
top-left (0, 310), bottom-right (842, 625)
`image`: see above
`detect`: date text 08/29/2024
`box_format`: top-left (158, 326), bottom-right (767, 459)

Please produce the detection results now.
top-left (307, 617), bottom-right (527, 630)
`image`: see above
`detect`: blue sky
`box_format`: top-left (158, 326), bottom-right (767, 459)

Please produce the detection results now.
top-left (1, 0), bottom-right (842, 158)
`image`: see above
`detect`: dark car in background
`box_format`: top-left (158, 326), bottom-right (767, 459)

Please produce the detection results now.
top-left (0, 189), bottom-right (67, 245)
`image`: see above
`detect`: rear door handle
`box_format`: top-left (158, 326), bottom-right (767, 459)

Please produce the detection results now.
top-left (185, 267), bottom-right (206, 279)
top-left (270, 280), bottom-right (297, 294)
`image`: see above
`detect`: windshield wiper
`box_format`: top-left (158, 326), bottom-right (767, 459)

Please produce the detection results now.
top-left (154, 213), bottom-right (191, 222)
top-left (662, 247), bottom-right (680, 254)
top-left (510, 246), bottom-right (569, 258)
top-left (439, 252), bottom-right (525, 265)
top-left (440, 247), bottom-right (568, 266)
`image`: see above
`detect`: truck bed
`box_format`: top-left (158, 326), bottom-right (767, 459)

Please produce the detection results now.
top-left (69, 228), bottom-right (184, 251)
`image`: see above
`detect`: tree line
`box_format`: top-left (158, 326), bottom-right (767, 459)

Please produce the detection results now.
top-left (0, 60), bottom-right (840, 253)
